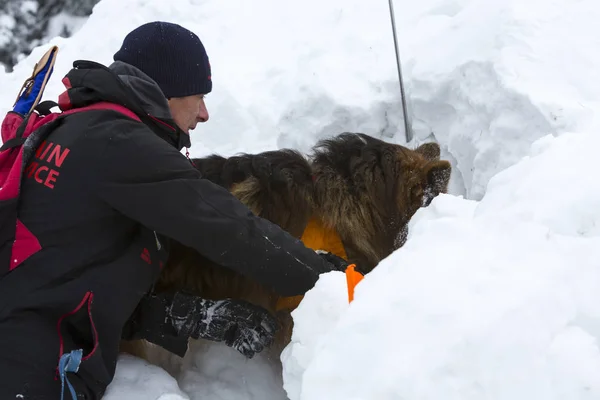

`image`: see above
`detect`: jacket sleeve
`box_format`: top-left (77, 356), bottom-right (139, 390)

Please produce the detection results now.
top-left (93, 122), bottom-right (335, 297)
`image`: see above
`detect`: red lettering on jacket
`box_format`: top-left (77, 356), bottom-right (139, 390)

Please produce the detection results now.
top-left (35, 140), bottom-right (47, 158)
top-left (25, 161), bottom-right (39, 178)
top-left (44, 169), bottom-right (59, 189)
top-left (34, 166), bottom-right (48, 184)
top-left (26, 164), bottom-right (60, 189)
top-left (47, 144), bottom-right (70, 168)
top-left (40, 141), bottom-right (54, 160)
top-left (26, 140), bottom-right (71, 189)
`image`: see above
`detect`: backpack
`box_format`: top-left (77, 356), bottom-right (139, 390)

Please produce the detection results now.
top-left (0, 45), bottom-right (140, 279)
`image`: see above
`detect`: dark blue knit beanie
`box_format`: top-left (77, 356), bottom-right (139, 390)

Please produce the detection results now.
top-left (113, 21), bottom-right (212, 98)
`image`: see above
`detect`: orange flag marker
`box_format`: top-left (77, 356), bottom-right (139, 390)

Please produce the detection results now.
top-left (345, 264), bottom-right (364, 303)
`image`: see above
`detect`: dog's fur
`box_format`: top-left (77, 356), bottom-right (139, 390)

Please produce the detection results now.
top-left (121, 132), bottom-right (451, 364)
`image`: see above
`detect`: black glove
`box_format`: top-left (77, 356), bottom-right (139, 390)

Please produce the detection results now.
top-left (315, 250), bottom-right (368, 275)
top-left (122, 291), bottom-right (278, 359)
top-left (315, 250), bottom-right (351, 272)
top-left (169, 294), bottom-right (278, 358)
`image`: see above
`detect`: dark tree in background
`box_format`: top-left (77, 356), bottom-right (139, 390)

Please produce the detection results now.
top-left (0, 0), bottom-right (100, 72)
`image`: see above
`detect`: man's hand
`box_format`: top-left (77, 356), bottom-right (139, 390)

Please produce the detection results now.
top-left (315, 250), bottom-right (351, 272)
top-left (167, 293), bottom-right (278, 359)
top-left (315, 250), bottom-right (367, 276)
top-left (122, 291), bottom-right (278, 359)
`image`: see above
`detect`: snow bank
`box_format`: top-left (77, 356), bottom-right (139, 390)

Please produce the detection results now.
top-left (406, 0), bottom-right (600, 199)
top-left (282, 128), bottom-right (600, 400)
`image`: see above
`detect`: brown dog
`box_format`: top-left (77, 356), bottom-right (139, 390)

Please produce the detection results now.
top-left (121, 132), bottom-right (451, 365)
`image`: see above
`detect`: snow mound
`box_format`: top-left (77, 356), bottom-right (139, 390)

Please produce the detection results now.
top-left (177, 340), bottom-right (289, 400)
top-left (281, 128), bottom-right (600, 400)
top-left (280, 272), bottom-right (350, 400)
top-left (102, 354), bottom-right (190, 400)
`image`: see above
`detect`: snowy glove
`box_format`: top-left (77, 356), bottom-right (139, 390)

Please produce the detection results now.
top-left (122, 291), bottom-right (278, 359)
top-left (167, 292), bottom-right (278, 359)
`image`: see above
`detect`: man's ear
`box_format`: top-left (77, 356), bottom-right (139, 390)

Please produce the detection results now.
top-left (415, 142), bottom-right (441, 161)
top-left (424, 160), bottom-right (451, 194)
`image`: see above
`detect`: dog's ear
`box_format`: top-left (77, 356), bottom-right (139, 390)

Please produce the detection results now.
top-left (424, 160), bottom-right (451, 195)
top-left (415, 142), bottom-right (441, 161)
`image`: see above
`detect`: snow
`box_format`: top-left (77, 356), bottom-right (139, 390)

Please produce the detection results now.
top-left (0, 0), bottom-right (599, 398)
top-left (176, 340), bottom-right (289, 400)
top-left (103, 355), bottom-right (190, 400)
top-left (45, 12), bottom-right (88, 42)
top-left (283, 131), bottom-right (600, 399)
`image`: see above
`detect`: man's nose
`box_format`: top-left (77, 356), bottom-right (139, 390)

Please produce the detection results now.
top-left (197, 98), bottom-right (209, 122)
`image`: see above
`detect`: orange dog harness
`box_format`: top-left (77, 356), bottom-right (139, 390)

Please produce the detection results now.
top-left (275, 216), bottom-right (348, 311)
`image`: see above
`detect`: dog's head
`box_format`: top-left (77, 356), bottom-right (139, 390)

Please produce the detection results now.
top-left (311, 133), bottom-right (451, 272)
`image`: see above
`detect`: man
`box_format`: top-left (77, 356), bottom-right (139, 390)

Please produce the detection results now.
top-left (0, 21), bottom-right (348, 399)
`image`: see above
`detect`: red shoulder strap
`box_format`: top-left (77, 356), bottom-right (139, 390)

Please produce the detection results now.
top-left (62, 102), bottom-right (141, 122)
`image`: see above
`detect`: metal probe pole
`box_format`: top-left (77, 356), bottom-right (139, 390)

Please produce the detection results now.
top-left (387, 0), bottom-right (413, 142)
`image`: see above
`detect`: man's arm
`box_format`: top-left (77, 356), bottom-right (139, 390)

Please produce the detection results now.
top-left (94, 122), bottom-right (339, 297)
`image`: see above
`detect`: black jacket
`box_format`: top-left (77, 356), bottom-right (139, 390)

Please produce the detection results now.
top-left (0, 60), bottom-right (334, 398)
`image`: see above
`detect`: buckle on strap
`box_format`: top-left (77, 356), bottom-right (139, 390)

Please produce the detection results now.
top-left (58, 349), bottom-right (82, 400)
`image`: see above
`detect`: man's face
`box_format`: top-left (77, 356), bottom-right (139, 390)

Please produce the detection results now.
top-left (167, 94), bottom-right (209, 134)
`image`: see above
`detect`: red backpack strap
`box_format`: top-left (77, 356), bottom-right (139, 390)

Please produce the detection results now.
top-left (61, 102), bottom-right (141, 122)
top-left (0, 102), bottom-right (142, 153)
